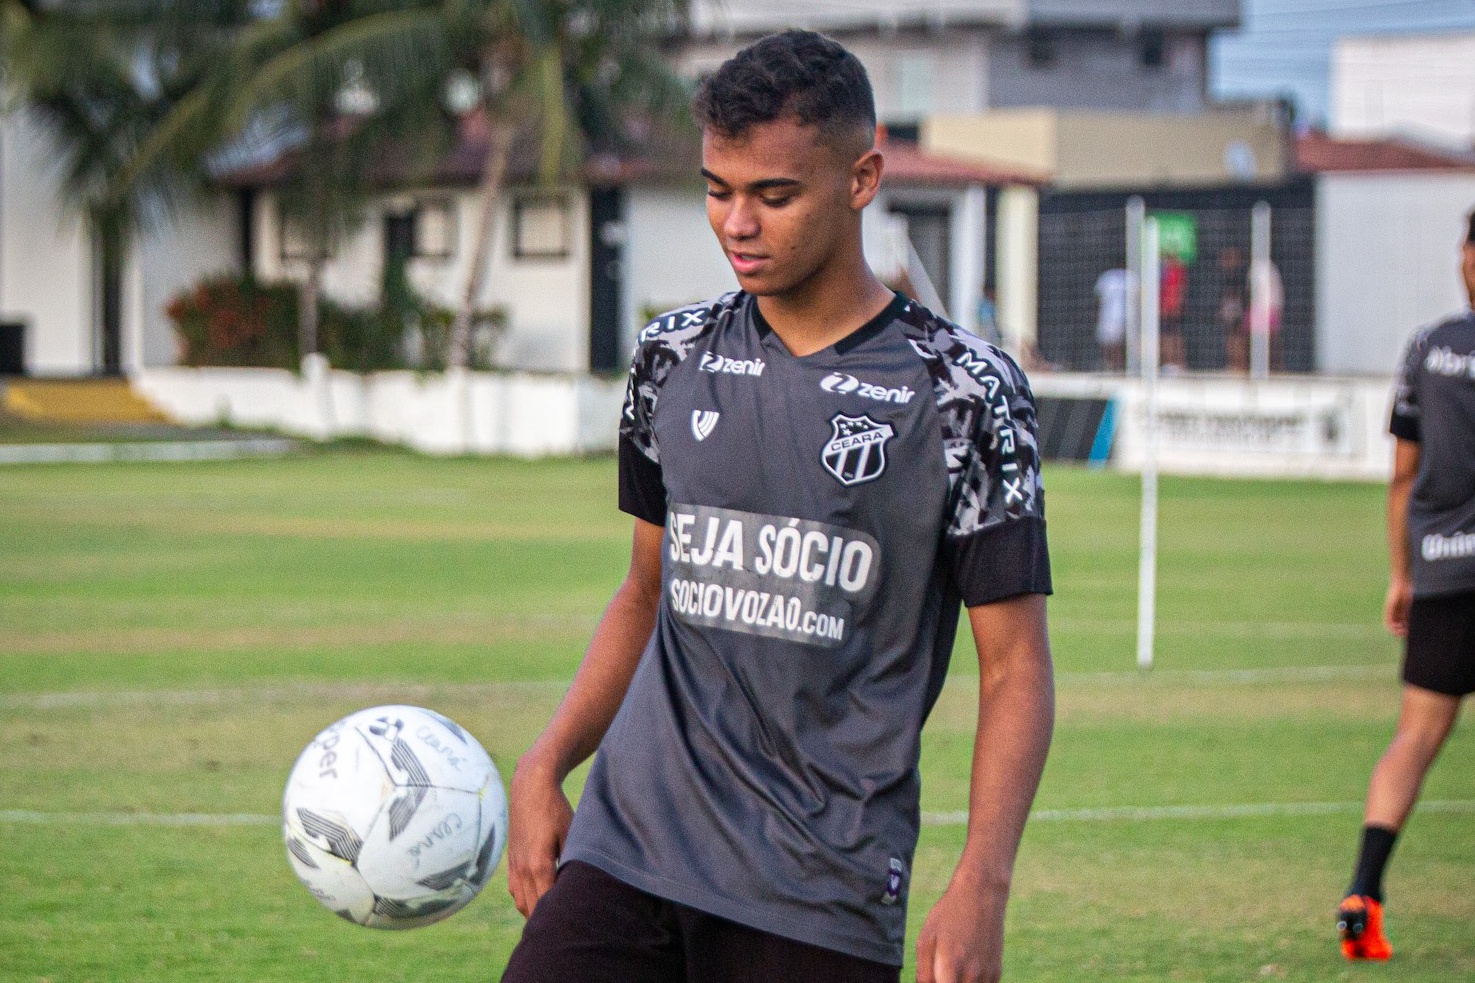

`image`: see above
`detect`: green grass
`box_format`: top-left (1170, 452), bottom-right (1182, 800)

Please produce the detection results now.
top-left (2, 450), bottom-right (1470, 981)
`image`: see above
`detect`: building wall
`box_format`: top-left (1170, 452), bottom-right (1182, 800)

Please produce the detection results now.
top-left (686, 0), bottom-right (1021, 37)
top-left (138, 195), bottom-right (240, 368)
top-left (684, 0), bottom-right (1237, 36)
top-left (254, 185), bottom-right (591, 373)
top-left (1332, 33), bottom-right (1475, 148)
top-left (1, 109), bottom-right (92, 375)
top-left (622, 185), bottom-right (736, 355)
top-left (1316, 173), bottom-right (1475, 377)
top-left (679, 32), bottom-right (992, 125)
top-left (986, 29), bottom-right (1209, 113)
top-left (1024, 0), bottom-right (1237, 28)
top-left (926, 107), bottom-right (1286, 188)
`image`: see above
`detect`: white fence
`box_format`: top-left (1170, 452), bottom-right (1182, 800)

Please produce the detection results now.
top-left (1032, 373), bottom-right (1395, 481)
top-left (133, 355), bottom-right (627, 456)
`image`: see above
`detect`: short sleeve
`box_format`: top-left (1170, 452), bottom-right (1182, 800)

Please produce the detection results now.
top-left (618, 342), bottom-right (667, 525)
top-left (1389, 331), bottom-right (1426, 442)
top-left (942, 353), bottom-right (1053, 606)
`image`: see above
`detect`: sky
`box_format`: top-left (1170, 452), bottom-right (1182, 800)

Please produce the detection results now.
top-left (1210, 0), bottom-right (1475, 128)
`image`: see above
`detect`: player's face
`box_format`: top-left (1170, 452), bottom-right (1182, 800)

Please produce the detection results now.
top-left (702, 118), bottom-right (879, 299)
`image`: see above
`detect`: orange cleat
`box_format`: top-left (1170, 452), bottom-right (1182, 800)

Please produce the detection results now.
top-left (1337, 894), bottom-right (1393, 961)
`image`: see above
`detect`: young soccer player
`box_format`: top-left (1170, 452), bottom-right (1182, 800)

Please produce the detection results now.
top-left (502, 30), bottom-right (1054, 983)
top-left (1337, 210), bottom-right (1475, 961)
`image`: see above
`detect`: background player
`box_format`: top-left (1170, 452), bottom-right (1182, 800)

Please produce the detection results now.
top-left (501, 30), bottom-right (1054, 983)
top-left (1337, 209), bottom-right (1475, 961)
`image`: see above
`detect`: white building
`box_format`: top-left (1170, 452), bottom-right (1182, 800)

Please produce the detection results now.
top-left (0, 107), bottom-right (238, 378)
top-left (228, 120), bottom-right (1041, 374)
top-left (1301, 131), bottom-right (1475, 376)
top-left (1332, 32), bottom-right (1475, 150)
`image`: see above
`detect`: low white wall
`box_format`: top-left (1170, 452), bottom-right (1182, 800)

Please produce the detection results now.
top-left (133, 358), bottom-right (626, 456)
top-left (1032, 373), bottom-right (1395, 481)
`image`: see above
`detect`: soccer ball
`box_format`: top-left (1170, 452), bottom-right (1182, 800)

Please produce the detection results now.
top-left (282, 705), bottom-right (507, 929)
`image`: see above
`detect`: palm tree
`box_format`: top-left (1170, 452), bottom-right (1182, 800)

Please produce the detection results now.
top-left (119, 0), bottom-right (457, 362)
top-left (435, 0), bottom-right (691, 366)
top-left (0, 0), bottom-right (251, 374)
top-left (192, 0), bottom-right (692, 368)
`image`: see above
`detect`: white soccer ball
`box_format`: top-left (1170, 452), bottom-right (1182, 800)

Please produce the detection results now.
top-left (282, 705), bottom-right (507, 929)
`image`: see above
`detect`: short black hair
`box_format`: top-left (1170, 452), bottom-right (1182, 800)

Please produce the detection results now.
top-left (1466, 209), bottom-right (1475, 246)
top-left (692, 30), bottom-right (876, 147)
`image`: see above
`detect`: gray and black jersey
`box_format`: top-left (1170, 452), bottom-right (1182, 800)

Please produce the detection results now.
top-left (1390, 308), bottom-right (1475, 598)
top-left (561, 291), bottom-right (1052, 966)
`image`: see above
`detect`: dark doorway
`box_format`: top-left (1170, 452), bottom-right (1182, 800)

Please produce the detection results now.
top-left (589, 187), bottom-right (625, 374)
top-left (0, 322), bottom-right (24, 376)
top-left (384, 211), bottom-right (415, 266)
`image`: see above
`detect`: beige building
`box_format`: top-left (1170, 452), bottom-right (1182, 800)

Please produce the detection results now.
top-left (923, 105), bottom-right (1290, 189)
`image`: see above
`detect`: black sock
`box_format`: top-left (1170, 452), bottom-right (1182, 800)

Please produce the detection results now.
top-left (1348, 824), bottom-right (1399, 903)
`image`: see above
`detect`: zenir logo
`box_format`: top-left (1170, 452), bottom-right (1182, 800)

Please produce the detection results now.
top-left (819, 372), bottom-right (915, 404)
top-left (691, 410), bottom-right (720, 442)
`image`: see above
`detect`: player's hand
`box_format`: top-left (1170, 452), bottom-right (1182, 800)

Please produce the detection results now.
top-left (506, 755), bottom-right (573, 918)
top-left (1383, 575), bottom-right (1413, 637)
top-left (916, 881), bottom-right (1007, 983)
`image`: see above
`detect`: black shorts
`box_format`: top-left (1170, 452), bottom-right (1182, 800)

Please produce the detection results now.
top-left (500, 861), bottom-right (901, 983)
top-left (1403, 590), bottom-right (1475, 697)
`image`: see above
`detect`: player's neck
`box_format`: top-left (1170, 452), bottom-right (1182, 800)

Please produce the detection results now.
top-left (755, 255), bottom-right (895, 358)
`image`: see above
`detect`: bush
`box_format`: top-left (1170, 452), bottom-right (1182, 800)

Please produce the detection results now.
top-left (167, 276), bottom-right (298, 369)
top-left (167, 275), bottom-right (498, 372)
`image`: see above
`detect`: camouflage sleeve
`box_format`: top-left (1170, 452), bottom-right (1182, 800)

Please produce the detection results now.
top-left (1389, 328), bottom-right (1427, 442)
top-left (618, 325), bottom-right (670, 525)
top-left (935, 339), bottom-right (1052, 606)
top-left (617, 299), bottom-right (729, 524)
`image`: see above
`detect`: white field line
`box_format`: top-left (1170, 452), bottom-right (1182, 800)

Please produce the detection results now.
top-left (1051, 618), bottom-right (1381, 641)
top-left (0, 439), bottom-right (297, 465)
top-left (6, 800), bottom-right (1473, 829)
top-left (0, 665), bottom-right (1395, 712)
top-left (0, 679), bottom-right (571, 711)
top-left (0, 810), bottom-right (278, 826)
top-left (923, 800), bottom-right (1475, 826)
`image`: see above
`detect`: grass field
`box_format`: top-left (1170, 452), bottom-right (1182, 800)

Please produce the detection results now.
top-left (2, 449), bottom-right (1471, 981)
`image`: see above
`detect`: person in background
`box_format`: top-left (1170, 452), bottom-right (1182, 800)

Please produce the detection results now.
top-left (1336, 209), bottom-right (1475, 962)
top-left (1247, 253), bottom-right (1285, 372)
top-left (1218, 246), bottom-right (1249, 372)
top-left (1159, 252), bottom-right (1188, 371)
top-left (1094, 267), bottom-right (1131, 372)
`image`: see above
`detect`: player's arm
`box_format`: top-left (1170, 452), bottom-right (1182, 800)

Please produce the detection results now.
top-left (506, 516), bottom-right (665, 917)
top-left (1384, 438), bottom-right (1420, 636)
top-left (917, 592), bottom-right (1054, 983)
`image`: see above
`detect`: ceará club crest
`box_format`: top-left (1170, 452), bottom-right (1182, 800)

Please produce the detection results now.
top-left (821, 414), bottom-right (894, 487)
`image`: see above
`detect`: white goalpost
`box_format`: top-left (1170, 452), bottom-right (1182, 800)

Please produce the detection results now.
top-left (1129, 200), bottom-right (1161, 671)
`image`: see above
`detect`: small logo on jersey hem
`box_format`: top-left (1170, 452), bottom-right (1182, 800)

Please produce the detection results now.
top-left (691, 410), bottom-right (720, 442)
top-left (821, 413), bottom-right (894, 486)
top-left (882, 857), bottom-right (906, 906)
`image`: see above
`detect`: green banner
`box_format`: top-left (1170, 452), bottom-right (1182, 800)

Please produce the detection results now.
top-left (1149, 211), bottom-right (1198, 263)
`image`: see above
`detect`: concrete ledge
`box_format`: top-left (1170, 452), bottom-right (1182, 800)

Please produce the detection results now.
top-left (132, 358), bottom-right (625, 456)
top-left (0, 438), bottom-right (298, 465)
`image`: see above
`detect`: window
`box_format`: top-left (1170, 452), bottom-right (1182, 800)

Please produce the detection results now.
top-left (414, 198), bottom-right (457, 259)
top-left (1026, 28), bottom-right (1056, 69)
top-left (512, 194), bottom-right (572, 259)
top-left (1139, 29), bottom-right (1166, 71)
top-left (896, 54), bottom-right (936, 120)
top-left (278, 211), bottom-right (317, 262)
